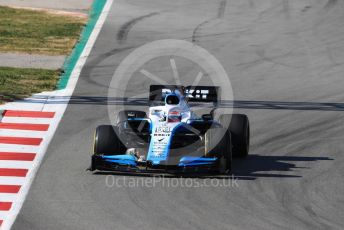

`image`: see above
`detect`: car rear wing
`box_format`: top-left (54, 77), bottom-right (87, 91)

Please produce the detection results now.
top-left (149, 85), bottom-right (220, 106)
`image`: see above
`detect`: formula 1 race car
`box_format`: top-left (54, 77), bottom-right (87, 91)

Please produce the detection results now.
top-left (90, 85), bottom-right (250, 174)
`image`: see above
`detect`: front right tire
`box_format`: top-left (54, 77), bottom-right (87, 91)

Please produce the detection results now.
top-left (91, 125), bottom-right (126, 171)
top-left (94, 125), bottom-right (126, 155)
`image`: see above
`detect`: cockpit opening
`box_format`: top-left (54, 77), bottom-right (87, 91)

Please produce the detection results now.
top-left (165, 94), bottom-right (180, 105)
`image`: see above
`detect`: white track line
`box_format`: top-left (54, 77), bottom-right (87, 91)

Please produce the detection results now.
top-left (0, 178), bottom-right (26, 186)
top-left (0, 194), bottom-right (19, 203)
top-left (0, 211), bottom-right (11, 220)
top-left (0, 130), bottom-right (47, 138)
top-left (0, 103), bottom-right (44, 111)
top-left (0, 0), bottom-right (115, 229)
top-left (0, 161), bottom-right (32, 169)
top-left (0, 145), bottom-right (39, 153)
top-left (1, 117), bottom-right (52, 124)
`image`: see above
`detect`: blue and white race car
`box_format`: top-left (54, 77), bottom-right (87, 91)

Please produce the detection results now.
top-left (90, 85), bottom-right (250, 174)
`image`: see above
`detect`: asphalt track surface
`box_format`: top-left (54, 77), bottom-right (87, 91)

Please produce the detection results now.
top-left (13, 0), bottom-right (344, 229)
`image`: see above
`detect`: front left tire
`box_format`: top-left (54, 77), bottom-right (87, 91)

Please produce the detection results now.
top-left (219, 114), bottom-right (250, 158)
top-left (205, 128), bottom-right (232, 173)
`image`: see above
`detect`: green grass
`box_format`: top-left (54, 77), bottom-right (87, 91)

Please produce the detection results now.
top-left (0, 67), bottom-right (60, 103)
top-left (0, 6), bottom-right (86, 55)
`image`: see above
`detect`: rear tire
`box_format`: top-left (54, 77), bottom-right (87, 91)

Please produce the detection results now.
top-left (205, 128), bottom-right (232, 173)
top-left (219, 114), bottom-right (250, 158)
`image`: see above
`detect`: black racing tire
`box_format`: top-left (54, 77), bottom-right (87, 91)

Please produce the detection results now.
top-left (90, 155), bottom-right (98, 171)
top-left (93, 125), bottom-right (126, 155)
top-left (219, 114), bottom-right (250, 158)
top-left (205, 128), bottom-right (232, 173)
top-left (117, 110), bottom-right (147, 124)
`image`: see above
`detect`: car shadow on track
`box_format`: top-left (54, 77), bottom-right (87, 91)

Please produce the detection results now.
top-left (232, 154), bottom-right (333, 180)
top-left (91, 154), bottom-right (332, 181)
top-left (16, 95), bottom-right (344, 112)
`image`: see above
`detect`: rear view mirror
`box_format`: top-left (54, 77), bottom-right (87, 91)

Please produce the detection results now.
top-left (202, 114), bottom-right (213, 121)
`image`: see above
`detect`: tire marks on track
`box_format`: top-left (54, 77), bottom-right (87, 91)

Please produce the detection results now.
top-left (117, 12), bottom-right (160, 43)
top-left (324, 0), bottom-right (339, 9)
top-left (192, 0), bottom-right (227, 43)
top-left (82, 46), bottom-right (136, 88)
top-left (217, 0), bottom-right (227, 19)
